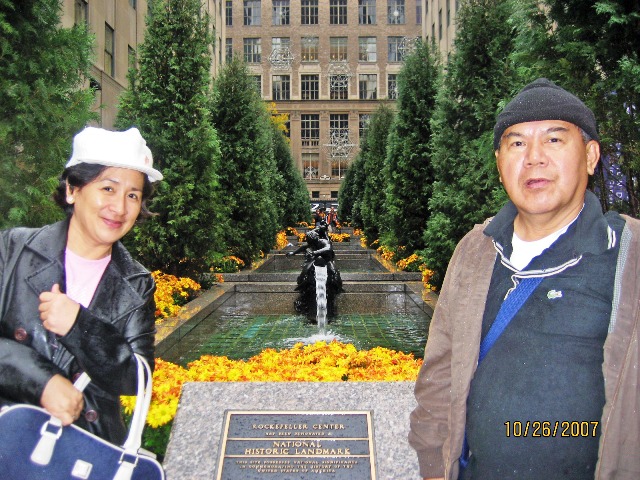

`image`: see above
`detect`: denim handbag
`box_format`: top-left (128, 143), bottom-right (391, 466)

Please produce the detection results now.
top-left (0, 354), bottom-right (164, 480)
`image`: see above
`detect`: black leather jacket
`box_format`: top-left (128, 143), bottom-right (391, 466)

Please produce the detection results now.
top-left (0, 219), bottom-right (156, 444)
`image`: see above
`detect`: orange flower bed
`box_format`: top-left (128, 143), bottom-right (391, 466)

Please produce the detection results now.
top-left (121, 341), bottom-right (423, 428)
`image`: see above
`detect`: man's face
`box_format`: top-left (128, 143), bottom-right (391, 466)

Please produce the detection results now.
top-left (495, 120), bottom-right (600, 230)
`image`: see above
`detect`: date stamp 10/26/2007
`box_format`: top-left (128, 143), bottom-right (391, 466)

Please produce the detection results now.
top-left (504, 421), bottom-right (599, 438)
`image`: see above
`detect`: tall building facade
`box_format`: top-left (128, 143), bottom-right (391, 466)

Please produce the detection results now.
top-left (60, 0), bottom-right (225, 129)
top-left (225, 0), bottom-right (422, 203)
top-left (423, 0), bottom-right (458, 59)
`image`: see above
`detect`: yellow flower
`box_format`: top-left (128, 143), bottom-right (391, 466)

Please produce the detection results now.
top-left (151, 271), bottom-right (201, 320)
top-left (275, 231), bottom-right (289, 250)
top-left (328, 233), bottom-right (351, 243)
top-left (122, 342), bottom-right (423, 429)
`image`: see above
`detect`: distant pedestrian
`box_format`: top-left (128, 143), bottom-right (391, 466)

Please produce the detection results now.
top-left (314, 207), bottom-right (326, 227)
top-left (326, 207), bottom-right (338, 233)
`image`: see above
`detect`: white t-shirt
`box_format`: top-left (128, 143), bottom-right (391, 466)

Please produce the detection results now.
top-left (509, 216), bottom-right (580, 270)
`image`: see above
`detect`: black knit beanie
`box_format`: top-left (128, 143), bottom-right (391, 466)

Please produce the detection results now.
top-left (493, 78), bottom-right (598, 150)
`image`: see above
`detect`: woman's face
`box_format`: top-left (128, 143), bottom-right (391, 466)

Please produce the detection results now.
top-left (66, 167), bottom-right (145, 258)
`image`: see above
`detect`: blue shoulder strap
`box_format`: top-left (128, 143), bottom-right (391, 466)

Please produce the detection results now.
top-left (460, 276), bottom-right (544, 469)
top-left (478, 277), bottom-right (544, 362)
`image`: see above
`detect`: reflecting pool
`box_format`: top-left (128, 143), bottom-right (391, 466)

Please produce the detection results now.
top-left (156, 288), bottom-right (430, 366)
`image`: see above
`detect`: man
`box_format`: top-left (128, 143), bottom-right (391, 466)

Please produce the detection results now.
top-left (408, 78), bottom-right (640, 480)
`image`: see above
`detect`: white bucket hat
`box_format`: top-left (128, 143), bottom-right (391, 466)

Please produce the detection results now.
top-left (66, 127), bottom-right (163, 182)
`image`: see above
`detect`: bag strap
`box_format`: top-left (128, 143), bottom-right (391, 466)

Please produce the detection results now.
top-left (30, 372), bottom-right (93, 466)
top-left (460, 276), bottom-right (543, 469)
top-left (122, 353), bottom-right (153, 452)
top-left (30, 353), bottom-right (152, 472)
top-left (478, 276), bottom-right (544, 363)
top-left (114, 353), bottom-right (153, 480)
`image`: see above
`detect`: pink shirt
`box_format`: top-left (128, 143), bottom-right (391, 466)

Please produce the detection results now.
top-left (65, 248), bottom-right (111, 307)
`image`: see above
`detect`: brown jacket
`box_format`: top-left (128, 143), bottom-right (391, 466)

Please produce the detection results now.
top-left (409, 215), bottom-right (640, 480)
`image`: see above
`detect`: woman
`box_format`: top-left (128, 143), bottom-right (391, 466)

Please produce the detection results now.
top-left (0, 127), bottom-right (162, 444)
top-left (326, 207), bottom-right (338, 233)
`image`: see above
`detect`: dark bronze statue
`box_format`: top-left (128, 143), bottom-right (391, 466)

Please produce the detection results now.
top-left (286, 223), bottom-right (343, 318)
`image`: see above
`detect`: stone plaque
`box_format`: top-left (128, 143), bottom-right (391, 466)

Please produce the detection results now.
top-left (215, 410), bottom-right (377, 479)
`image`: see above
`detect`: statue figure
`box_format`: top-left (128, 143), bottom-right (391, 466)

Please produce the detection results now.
top-left (286, 227), bottom-right (344, 318)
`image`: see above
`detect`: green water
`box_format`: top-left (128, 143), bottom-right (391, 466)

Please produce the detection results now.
top-left (158, 312), bottom-right (428, 367)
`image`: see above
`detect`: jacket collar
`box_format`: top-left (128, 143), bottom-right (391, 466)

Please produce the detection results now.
top-left (24, 218), bottom-right (148, 320)
top-left (483, 191), bottom-right (620, 275)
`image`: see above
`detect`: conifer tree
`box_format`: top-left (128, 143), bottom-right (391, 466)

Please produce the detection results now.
top-left (360, 105), bottom-right (395, 245)
top-left (0, 0), bottom-right (95, 228)
top-left (338, 155), bottom-right (365, 227)
top-left (384, 40), bottom-right (440, 252)
top-left (116, 0), bottom-right (223, 277)
top-left (268, 109), bottom-right (310, 228)
top-left (210, 57), bottom-right (279, 263)
top-left (423, 0), bottom-right (516, 285)
top-left (510, 0), bottom-right (640, 216)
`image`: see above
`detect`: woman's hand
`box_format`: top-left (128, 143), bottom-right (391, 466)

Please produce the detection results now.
top-left (40, 374), bottom-right (84, 425)
top-left (39, 284), bottom-right (80, 336)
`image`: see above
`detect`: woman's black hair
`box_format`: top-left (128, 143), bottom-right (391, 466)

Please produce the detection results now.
top-left (53, 163), bottom-right (155, 220)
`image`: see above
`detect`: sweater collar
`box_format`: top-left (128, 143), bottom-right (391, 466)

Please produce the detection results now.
top-left (484, 191), bottom-right (618, 273)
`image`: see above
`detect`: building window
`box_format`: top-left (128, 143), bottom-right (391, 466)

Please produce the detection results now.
top-left (272, 75), bottom-right (290, 100)
top-left (272, 37), bottom-right (290, 48)
top-left (226, 0), bottom-right (232, 26)
top-left (301, 114), bottom-right (320, 147)
top-left (359, 114), bottom-right (371, 140)
top-left (387, 36), bottom-right (403, 62)
top-left (272, 0), bottom-right (290, 25)
top-left (359, 0), bottom-right (376, 24)
top-left (282, 119), bottom-right (291, 139)
top-left (387, 74), bottom-right (398, 99)
top-left (438, 9), bottom-right (442, 39)
top-left (271, 37), bottom-right (291, 58)
top-left (252, 75), bottom-right (262, 94)
top-left (358, 37), bottom-right (377, 62)
top-left (301, 37), bottom-right (319, 62)
top-left (416, 0), bottom-right (422, 24)
top-left (311, 190), bottom-right (320, 198)
top-left (387, 0), bottom-right (405, 24)
top-left (331, 159), bottom-right (347, 179)
top-left (330, 37), bottom-right (348, 61)
top-left (330, 114), bottom-right (349, 132)
top-left (330, 0), bottom-right (347, 25)
top-left (75, 0), bottom-right (88, 25)
top-left (331, 190), bottom-right (339, 198)
top-left (243, 38), bottom-right (261, 63)
top-left (301, 74), bottom-right (319, 100)
top-left (301, 0), bottom-right (319, 25)
top-left (304, 154), bottom-right (320, 179)
top-left (330, 77), bottom-right (349, 100)
top-left (243, 0), bottom-right (261, 26)
top-left (359, 74), bottom-right (377, 100)
top-left (104, 23), bottom-right (114, 77)
top-left (225, 38), bottom-right (233, 62)
top-left (129, 0), bottom-right (136, 8)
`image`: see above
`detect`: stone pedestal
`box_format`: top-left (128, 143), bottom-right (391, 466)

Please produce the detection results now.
top-left (163, 382), bottom-right (421, 479)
